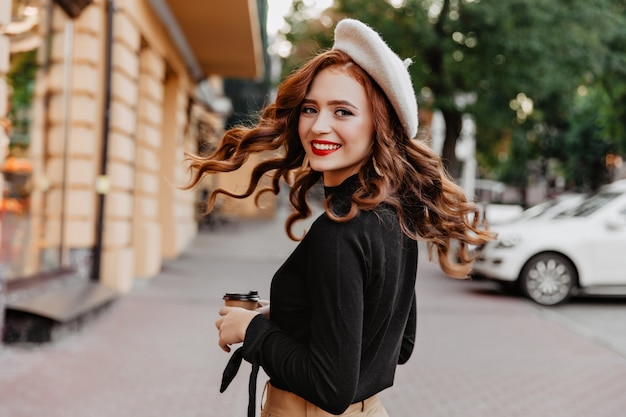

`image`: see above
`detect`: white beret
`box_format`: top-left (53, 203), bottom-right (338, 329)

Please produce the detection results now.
top-left (332, 19), bottom-right (418, 139)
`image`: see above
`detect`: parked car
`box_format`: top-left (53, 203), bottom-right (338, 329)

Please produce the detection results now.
top-left (472, 181), bottom-right (626, 306)
top-left (510, 193), bottom-right (585, 223)
top-left (482, 204), bottom-right (523, 226)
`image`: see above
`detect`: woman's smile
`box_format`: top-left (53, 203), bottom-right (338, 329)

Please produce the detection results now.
top-left (311, 140), bottom-right (342, 156)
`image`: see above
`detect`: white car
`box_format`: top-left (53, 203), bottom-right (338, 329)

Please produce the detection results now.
top-left (472, 182), bottom-right (626, 306)
top-left (510, 193), bottom-right (585, 223)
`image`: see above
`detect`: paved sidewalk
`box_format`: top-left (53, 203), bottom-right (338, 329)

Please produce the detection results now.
top-left (1, 204), bottom-right (625, 417)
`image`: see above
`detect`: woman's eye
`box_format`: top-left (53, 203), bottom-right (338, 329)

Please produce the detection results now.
top-left (336, 109), bottom-right (353, 116)
top-left (301, 106), bottom-right (317, 114)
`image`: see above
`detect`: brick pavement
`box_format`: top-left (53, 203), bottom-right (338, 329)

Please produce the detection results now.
top-left (1, 204), bottom-right (625, 417)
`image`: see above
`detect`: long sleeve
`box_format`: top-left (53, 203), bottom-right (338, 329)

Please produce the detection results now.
top-left (243, 218), bottom-right (369, 414)
top-left (398, 292), bottom-right (416, 364)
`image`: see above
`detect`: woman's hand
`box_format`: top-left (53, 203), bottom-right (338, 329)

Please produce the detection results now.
top-left (215, 306), bottom-right (260, 353)
top-left (256, 299), bottom-right (270, 318)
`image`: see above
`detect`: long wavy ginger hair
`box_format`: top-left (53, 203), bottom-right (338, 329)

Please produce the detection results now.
top-left (185, 49), bottom-right (493, 278)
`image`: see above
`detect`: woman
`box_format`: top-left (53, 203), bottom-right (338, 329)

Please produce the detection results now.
top-left (187, 19), bottom-right (493, 417)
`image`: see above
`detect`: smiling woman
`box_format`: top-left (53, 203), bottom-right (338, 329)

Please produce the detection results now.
top-left (185, 18), bottom-right (493, 417)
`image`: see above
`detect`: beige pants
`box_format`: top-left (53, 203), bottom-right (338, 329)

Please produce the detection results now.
top-left (261, 382), bottom-right (390, 417)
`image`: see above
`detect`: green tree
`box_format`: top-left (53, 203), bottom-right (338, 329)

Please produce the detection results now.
top-left (595, 15), bottom-right (626, 155)
top-left (498, 129), bottom-right (532, 205)
top-left (563, 88), bottom-right (616, 192)
top-left (7, 49), bottom-right (38, 146)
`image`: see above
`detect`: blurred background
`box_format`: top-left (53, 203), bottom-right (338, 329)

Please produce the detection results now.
top-left (1, 2), bottom-right (626, 416)
top-left (0, 0), bottom-right (625, 338)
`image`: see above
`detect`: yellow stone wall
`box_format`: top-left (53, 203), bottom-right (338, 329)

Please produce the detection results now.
top-left (25, 1), bottom-right (213, 292)
top-left (133, 47), bottom-right (164, 278)
top-left (4, 0), bottom-right (269, 293)
top-left (26, 4), bottom-right (105, 276)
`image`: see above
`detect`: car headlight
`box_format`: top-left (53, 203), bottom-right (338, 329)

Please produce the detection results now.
top-left (495, 234), bottom-right (521, 249)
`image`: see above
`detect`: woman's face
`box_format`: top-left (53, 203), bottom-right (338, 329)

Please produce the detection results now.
top-left (298, 67), bottom-right (374, 187)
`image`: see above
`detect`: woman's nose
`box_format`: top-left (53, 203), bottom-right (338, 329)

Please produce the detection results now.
top-left (311, 110), bottom-right (332, 134)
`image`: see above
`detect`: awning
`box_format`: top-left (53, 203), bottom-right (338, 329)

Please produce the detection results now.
top-left (150, 0), bottom-right (264, 81)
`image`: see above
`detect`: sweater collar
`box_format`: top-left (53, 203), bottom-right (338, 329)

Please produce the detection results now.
top-left (323, 174), bottom-right (360, 216)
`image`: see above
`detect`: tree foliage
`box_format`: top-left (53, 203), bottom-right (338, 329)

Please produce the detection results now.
top-left (563, 88), bottom-right (618, 192)
top-left (281, 0), bottom-right (626, 187)
top-left (6, 49), bottom-right (38, 146)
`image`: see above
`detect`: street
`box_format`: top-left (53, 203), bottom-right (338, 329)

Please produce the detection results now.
top-left (530, 294), bottom-right (626, 358)
top-left (0, 204), bottom-right (625, 417)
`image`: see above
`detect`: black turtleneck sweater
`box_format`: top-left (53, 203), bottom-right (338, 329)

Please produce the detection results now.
top-left (242, 175), bottom-right (418, 415)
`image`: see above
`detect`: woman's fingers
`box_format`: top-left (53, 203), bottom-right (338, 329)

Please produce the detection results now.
top-left (256, 304), bottom-right (270, 318)
top-left (216, 316), bottom-right (232, 352)
top-left (215, 306), bottom-right (260, 352)
top-left (218, 339), bottom-right (231, 353)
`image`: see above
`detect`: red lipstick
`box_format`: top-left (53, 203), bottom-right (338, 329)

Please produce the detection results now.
top-left (311, 140), bottom-right (341, 156)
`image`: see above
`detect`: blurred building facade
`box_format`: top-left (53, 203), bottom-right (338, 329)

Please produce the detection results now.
top-left (0, 0), bottom-right (269, 342)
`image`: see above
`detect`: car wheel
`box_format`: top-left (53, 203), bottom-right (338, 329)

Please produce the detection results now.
top-left (519, 253), bottom-right (576, 306)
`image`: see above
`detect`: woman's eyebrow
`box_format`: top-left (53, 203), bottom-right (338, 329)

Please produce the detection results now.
top-left (302, 98), bottom-right (358, 109)
top-left (328, 99), bottom-right (358, 109)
